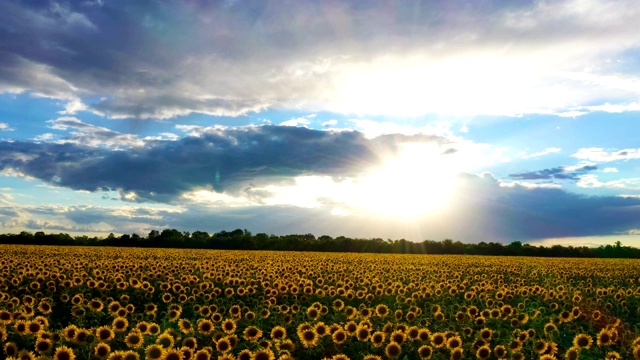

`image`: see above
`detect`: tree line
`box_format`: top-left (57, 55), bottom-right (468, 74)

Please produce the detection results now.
top-left (1, 229), bottom-right (639, 258)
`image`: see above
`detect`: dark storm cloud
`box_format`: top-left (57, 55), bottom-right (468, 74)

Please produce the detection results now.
top-left (509, 164), bottom-right (597, 181)
top-left (0, 126), bottom-right (446, 201)
top-left (451, 173), bottom-right (640, 241)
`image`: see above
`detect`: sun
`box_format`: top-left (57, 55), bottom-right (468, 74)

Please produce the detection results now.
top-left (352, 143), bottom-right (459, 218)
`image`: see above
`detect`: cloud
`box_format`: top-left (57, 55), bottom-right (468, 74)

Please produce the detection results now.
top-left (280, 117), bottom-right (311, 127)
top-left (0, 123), bottom-right (15, 131)
top-left (45, 117), bottom-right (145, 148)
top-left (58, 99), bottom-right (88, 115)
top-left (0, 125), bottom-right (449, 202)
top-left (447, 173), bottom-right (640, 241)
top-left (509, 164), bottom-right (597, 181)
top-left (2, 166), bottom-right (640, 242)
top-left (572, 147), bottom-right (640, 162)
top-left (1, 1), bottom-right (640, 118)
top-left (519, 147), bottom-right (562, 159)
top-left (577, 174), bottom-right (640, 190)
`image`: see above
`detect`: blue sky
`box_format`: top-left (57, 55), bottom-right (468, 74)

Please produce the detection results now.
top-left (1, 0), bottom-right (640, 245)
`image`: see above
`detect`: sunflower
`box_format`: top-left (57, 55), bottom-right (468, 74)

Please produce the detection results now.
top-left (135, 321), bottom-right (150, 334)
top-left (37, 301), bottom-right (53, 314)
top-left (446, 335), bottom-right (462, 349)
top-left (0, 310), bottom-right (12, 324)
top-left (94, 343), bottom-right (111, 359)
top-left (344, 321), bottom-right (358, 336)
top-left (27, 320), bottom-right (44, 335)
top-left (605, 351), bottom-right (621, 360)
top-left (509, 340), bottom-right (523, 352)
top-left (390, 330), bottom-right (406, 345)
top-left (332, 355), bottom-right (350, 360)
top-left (179, 346), bottom-right (193, 360)
top-left (34, 338), bottom-right (53, 354)
top-left (216, 336), bottom-right (232, 353)
top-left (418, 329), bottom-right (431, 342)
top-left (385, 342), bottom-right (402, 359)
top-left (144, 304), bottom-right (157, 314)
top-left (243, 326), bottom-right (263, 342)
top-left (124, 331), bottom-right (144, 349)
top-left (112, 317), bottom-right (128, 332)
top-left (73, 328), bottom-right (90, 345)
top-left (251, 348), bottom-right (275, 360)
top-left (564, 346), bottom-right (579, 360)
top-left (61, 325), bottom-right (79, 342)
top-left (4, 342), bottom-right (19, 357)
top-left (375, 304), bottom-right (389, 317)
top-left (475, 345), bottom-right (491, 359)
top-left (221, 319), bottom-right (236, 334)
top-left (450, 347), bottom-right (463, 360)
top-left (362, 356), bottom-right (382, 360)
top-left (182, 337), bottom-right (197, 349)
top-left (406, 326), bottom-right (420, 340)
top-left (276, 339), bottom-right (296, 353)
top-left (194, 349), bottom-right (212, 360)
top-left (88, 299), bottom-right (104, 312)
top-left (270, 326), bottom-right (286, 340)
top-left (178, 319), bottom-right (193, 334)
top-left (145, 344), bottom-right (165, 360)
top-left (369, 331), bottom-right (385, 347)
top-left (163, 348), bottom-right (184, 360)
top-left (573, 333), bottom-right (592, 349)
top-left (597, 329), bottom-right (612, 346)
top-left (260, 309), bottom-right (270, 319)
top-left (96, 326), bottom-right (115, 342)
top-left (156, 333), bottom-right (175, 348)
top-left (632, 346), bottom-right (640, 360)
top-left (534, 340), bottom-right (549, 354)
top-left (431, 332), bottom-right (446, 348)
top-left (539, 355), bottom-right (557, 360)
top-left (332, 329), bottom-right (347, 345)
top-left (418, 345), bottom-right (433, 359)
top-left (16, 350), bottom-right (37, 360)
top-left (493, 345), bottom-right (507, 358)
top-left (299, 329), bottom-right (319, 348)
top-left (148, 323), bottom-right (161, 336)
top-left (53, 346), bottom-right (76, 360)
top-left (356, 325), bottom-right (371, 342)
top-left (544, 323), bottom-right (558, 334)
top-left (15, 320), bottom-right (29, 335)
top-left (478, 328), bottom-right (493, 342)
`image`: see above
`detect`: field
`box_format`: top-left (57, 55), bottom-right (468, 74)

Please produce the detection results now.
top-left (1, 246), bottom-right (640, 360)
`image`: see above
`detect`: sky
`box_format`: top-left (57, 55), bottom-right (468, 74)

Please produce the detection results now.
top-left (1, 0), bottom-right (640, 246)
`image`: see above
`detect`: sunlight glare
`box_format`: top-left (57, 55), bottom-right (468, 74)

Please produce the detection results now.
top-left (352, 143), bottom-right (459, 218)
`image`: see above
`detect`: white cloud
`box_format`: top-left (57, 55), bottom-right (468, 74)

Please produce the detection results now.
top-left (499, 181), bottom-right (562, 189)
top-left (572, 147), bottom-right (640, 162)
top-left (280, 117), bottom-right (311, 127)
top-left (0, 123), bottom-right (15, 131)
top-left (602, 167), bottom-right (619, 173)
top-left (34, 133), bottom-right (55, 141)
top-left (577, 174), bottom-right (640, 189)
top-left (520, 147), bottom-right (562, 159)
top-left (322, 119), bottom-right (338, 127)
top-left (350, 119), bottom-right (455, 139)
top-left (58, 99), bottom-right (88, 115)
top-left (46, 117), bottom-right (145, 148)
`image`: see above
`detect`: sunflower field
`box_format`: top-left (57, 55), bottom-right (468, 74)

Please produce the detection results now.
top-left (1, 245), bottom-right (640, 360)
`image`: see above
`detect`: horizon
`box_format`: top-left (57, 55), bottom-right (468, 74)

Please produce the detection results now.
top-left (1, 1), bottom-right (640, 246)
